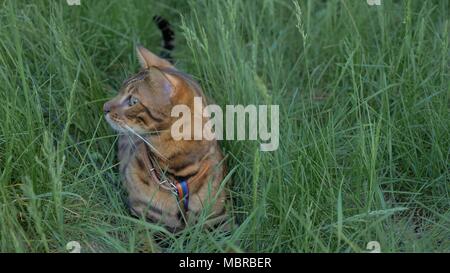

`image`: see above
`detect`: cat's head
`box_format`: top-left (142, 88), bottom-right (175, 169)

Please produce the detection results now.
top-left (103, 46), bottom-right (200, 135)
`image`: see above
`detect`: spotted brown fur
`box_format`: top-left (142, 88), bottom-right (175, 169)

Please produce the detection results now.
top-left (103, 45), bottom-right (230, 232)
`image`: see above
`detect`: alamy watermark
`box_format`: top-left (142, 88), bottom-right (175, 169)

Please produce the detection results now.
top-left (367, 0), bottom-right (381, 6)
top-left (366, 241), bottom-right (381, 253)
top-left (171, 97), bottom-right (279, 152)
top-left (66, 0), bottom-right (81, 6)
top-left (65, 240), bottom-right (380, 253)
top-left (66, 241), bottom-right (81, 253)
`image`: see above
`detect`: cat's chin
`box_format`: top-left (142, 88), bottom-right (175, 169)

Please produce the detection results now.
top-left (105, 114), bottom-right (127, 133)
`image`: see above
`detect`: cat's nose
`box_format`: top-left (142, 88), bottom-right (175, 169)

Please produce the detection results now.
top-left (103, 102), bottom-right (111, 114)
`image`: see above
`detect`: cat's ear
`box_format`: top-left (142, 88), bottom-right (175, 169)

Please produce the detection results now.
top-left (162, 73), bottom-right (182, 98)
top-left (136, 46), bottom-right (173, 69)
top-left (148, 67), bottom-right (181, 98)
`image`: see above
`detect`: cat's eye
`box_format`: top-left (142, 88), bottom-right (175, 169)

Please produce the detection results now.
top-left (128, 96), bottom-right (139, 106)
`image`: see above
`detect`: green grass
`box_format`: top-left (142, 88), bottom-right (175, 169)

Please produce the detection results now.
top-left (0, 0), bottom-right (448, 253)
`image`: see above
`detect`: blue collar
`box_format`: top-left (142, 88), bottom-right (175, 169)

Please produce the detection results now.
top-left (176, 180), bottom-right (189, 211)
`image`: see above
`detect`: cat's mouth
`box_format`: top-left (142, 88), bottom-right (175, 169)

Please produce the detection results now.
top-left (105, 114), bottom-right (127, 133)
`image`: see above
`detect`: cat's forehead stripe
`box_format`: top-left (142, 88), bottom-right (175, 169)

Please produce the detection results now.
top-left (122, 70), bottom-right (149, 86)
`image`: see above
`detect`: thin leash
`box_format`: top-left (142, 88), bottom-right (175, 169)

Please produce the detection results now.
top-left (125, 133), bottom-right (189, 212)
top-left (144, 145), bottom-right (190, 211)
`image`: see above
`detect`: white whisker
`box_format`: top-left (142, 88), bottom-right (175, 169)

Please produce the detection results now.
top-left (123, 124), bottom-right (167, 160)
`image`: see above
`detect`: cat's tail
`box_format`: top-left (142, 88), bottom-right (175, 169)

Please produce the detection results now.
top-left (153, 16), bottom-right (175, 63)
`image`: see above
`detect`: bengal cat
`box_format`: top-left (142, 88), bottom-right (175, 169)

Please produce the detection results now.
top-left (103, 18), bottom-right (229, 232)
